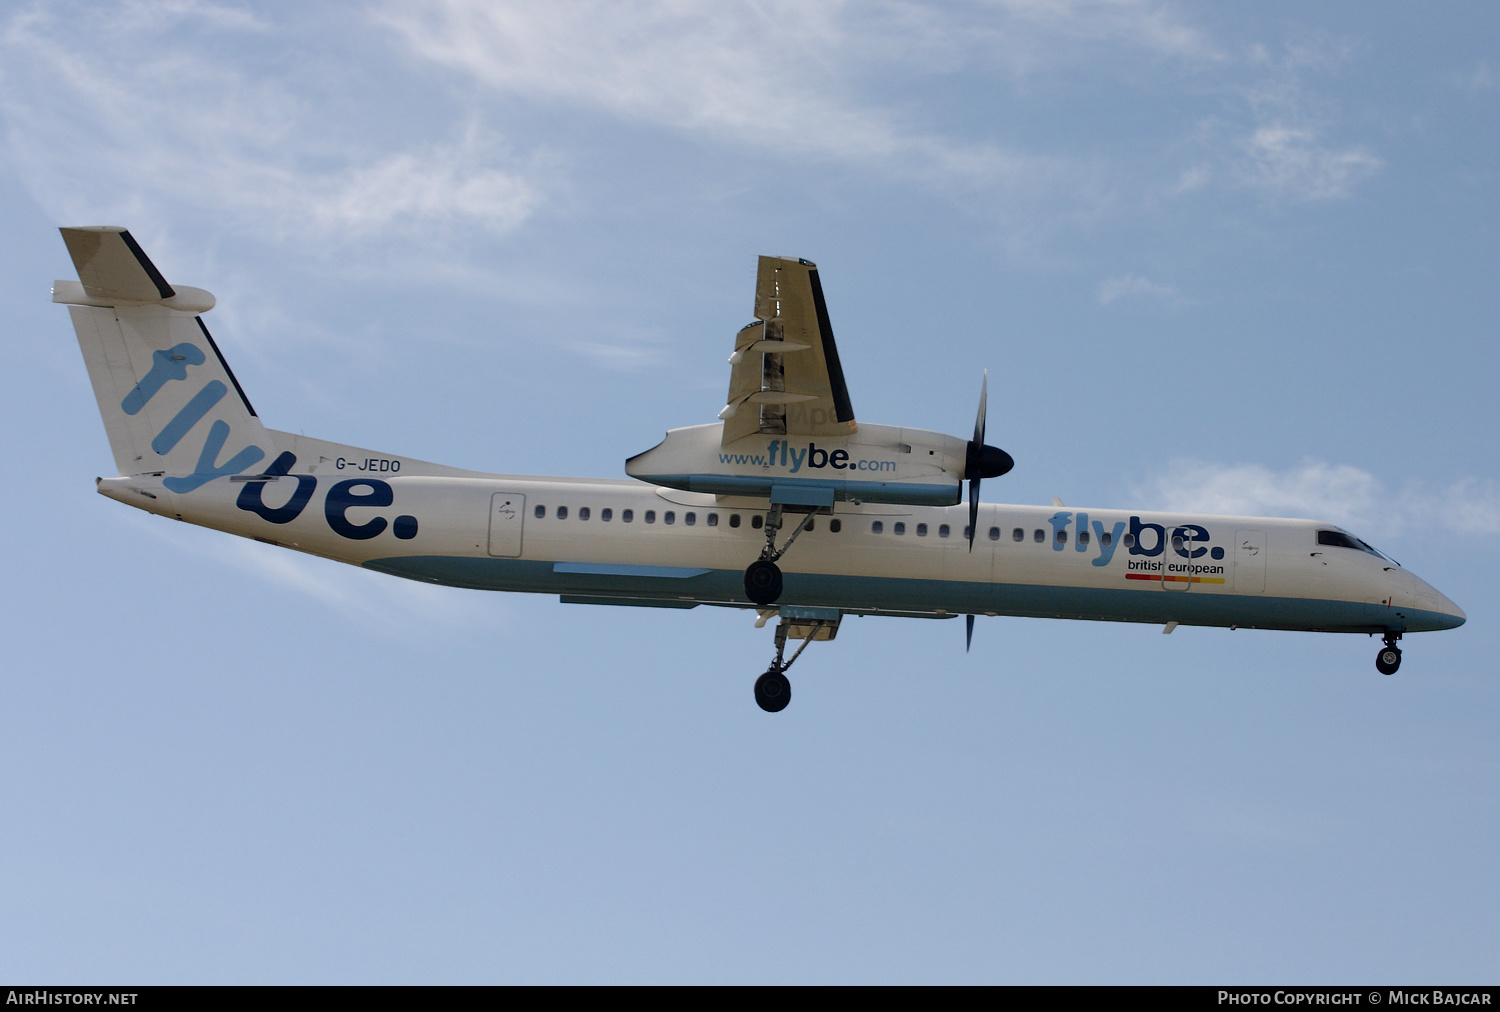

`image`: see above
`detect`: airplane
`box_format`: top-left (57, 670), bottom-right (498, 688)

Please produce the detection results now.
top-left (54, 226), bottom-right (1466, 712)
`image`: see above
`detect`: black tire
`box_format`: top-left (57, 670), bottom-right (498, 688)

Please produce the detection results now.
top-left (754, 670), bottom-right (791, 712)
top-left (1376, 646), bottom-right (1402, 676)
top-left (744, 560), bottom-right (783, 605)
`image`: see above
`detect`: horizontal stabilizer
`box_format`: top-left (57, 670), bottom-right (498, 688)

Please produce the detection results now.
top-left (56, 227), bottom-right (215, 312)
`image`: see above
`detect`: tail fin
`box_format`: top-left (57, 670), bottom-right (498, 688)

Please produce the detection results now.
top-left (56, 227), bottom-right (272, 491)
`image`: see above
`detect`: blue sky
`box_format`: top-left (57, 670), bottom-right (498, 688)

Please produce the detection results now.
top-left (2, 0), bottom-right (1497, 983)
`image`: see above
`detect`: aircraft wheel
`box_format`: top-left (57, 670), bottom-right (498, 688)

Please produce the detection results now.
top-left (1376, 646), bottom-right (1402, 676)
top-left (744, 560), bottom-right (783, 605)
top-left (754, 669), bottom-right (791, 712)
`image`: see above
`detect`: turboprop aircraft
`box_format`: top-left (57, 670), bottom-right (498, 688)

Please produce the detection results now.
top-left (55, 226), bottom-right (1465, 712)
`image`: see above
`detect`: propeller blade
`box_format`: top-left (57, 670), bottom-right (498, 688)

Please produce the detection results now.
top-left (966, 614), bottom-right (975, 652)
top-left (973, 370), bottom-right (987, 448)
top-left (967, 371), bottom-right (987, 551)
top-left (968, 477), bottom-right (980, 551)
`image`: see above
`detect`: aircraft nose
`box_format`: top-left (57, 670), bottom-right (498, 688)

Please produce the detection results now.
top-left (1415, 577), bottom-right (1466, 630)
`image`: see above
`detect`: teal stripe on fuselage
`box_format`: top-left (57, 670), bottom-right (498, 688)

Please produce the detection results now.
top-left (364, 555), bottom-right (1461, 634)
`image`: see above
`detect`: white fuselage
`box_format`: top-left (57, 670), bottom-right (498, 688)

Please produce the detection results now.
top-left (97, 430), bottom-right (1465, 636)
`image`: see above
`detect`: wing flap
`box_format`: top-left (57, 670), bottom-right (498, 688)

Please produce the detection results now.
top-left (721, 257), bottom-right (856, 445)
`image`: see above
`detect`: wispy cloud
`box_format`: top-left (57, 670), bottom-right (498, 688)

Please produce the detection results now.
top-left (1228, 36), bottom-right (1381, 201)
top-left (1098, 272), bottom-right (1184, 306)
top-left (1234, 124), bottom-right (1380, 202)
top-left (1132, 459), bottom-right (1500, 541)
top-left (1454, 60), bottom-right (1496, 93)
top-left (377, 0), bottom-right (1216, 193)
top-left (0, 3), bottom-right (542, 246)
top-left (123, 511), bottom-right (496, 633)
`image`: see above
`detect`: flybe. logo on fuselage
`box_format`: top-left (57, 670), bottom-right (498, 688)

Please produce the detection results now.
top-left (1044, 511), bottom-right (1228, 577)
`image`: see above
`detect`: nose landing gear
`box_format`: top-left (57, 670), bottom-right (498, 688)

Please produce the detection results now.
top-left (1376, 632), bottom-right (1402, 675)
top-left (742, 504), bottom-right (816, 606)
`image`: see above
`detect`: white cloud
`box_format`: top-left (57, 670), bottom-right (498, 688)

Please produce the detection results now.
top-left (1132, 459), bottom-right (1500, 542)
top-left (125, 511), bottom-right (495, 633)
top-left (1226, 38), bottom-right (1381, 202)
top-left (0, 3), bottom-right (542, 246)
top-left (1456, 61), bottom-right (1496, 93)
top-left (376, 0), bottom-right (1216, 190)
top-left (1236, 123), bottom-right (1380, 202)
top-left (1174, 163), bottom-right (1212, 193)
top-left (1098, 272), bottom-right (1182, 306)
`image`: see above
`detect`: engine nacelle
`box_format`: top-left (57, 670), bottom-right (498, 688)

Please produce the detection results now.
top-left (626, 422), bottom-right (973, 507)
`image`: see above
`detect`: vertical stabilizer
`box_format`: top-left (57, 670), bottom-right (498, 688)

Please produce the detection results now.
top-left (56, 227), bottom-right (271, 490)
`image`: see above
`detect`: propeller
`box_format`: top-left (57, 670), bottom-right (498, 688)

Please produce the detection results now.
top-left (963, 370), bottom-right (1014, 652)
top-left (965, 371), bottom-right (1014, 551)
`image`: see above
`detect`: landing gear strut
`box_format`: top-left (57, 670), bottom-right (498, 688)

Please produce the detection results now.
top-left (1376, 632), bottom-right (1402, 676)
top-left (742, 504), bottom-right (815, 606)
top-left (753, 617), bottom-right (825, 712)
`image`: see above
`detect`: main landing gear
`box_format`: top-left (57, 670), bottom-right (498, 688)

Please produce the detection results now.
top-left (743, 504), bottom-right (815, 606)
top-left (753, 612), bottom-right (833, 712)
top-left (1376, 632), bottom-right (1402, 676)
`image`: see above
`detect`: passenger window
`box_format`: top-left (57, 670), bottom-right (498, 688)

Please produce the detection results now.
top-left (916, 523), bottom-right (928, 537)
top-left (1033, 529), bottom-right (1044, 543)
top-left (534, 505), bottom-right (546, 519)
top-left (894, 522), bottom-right (906, 535)
top-left (988, 526), bottom-right (1000, 541)
top-left (1056, 530), bottom-right (1067, 544)
top-left (707, 513), bottom-right (718, 527)
top-left (830, 519), bottom-right (843, 533)
top-left (684, 512), bottom-right (696, 526)
top-left (601, 508), bottom-right (612, 521)
top-left (1012, 528), bottom-right (1023, 542)
top-left (939, 524), bottom-right (950, 538)
top-left (665, 511), bottom-right (676, 525)
top-left (1078, 531), bottom-right (1089, 545)
top-left (1100, 531), bottom-right (1111, 546)
top-left (805, 517), bottom-right (816, 531)
top-left (964, 525), bottom-right (973, 541)
top-left (645, 510), bottom-right (656, 524)
top-left (623, 509), bottom-right (634, 522)
top-left (1123, 533), bottom-right (1135, 547)
top-left (557, 506), bottom-right (568, 520)
top-left (872, 521), bottom-right (884, 534)
top-left (729, 514), bottom-right (741, 528)
top-left (579, 507), bottom-right (591, 521)
top-left (752, 515), bottom-right (763, 529)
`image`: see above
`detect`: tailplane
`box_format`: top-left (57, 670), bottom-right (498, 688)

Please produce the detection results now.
top-left (56, 227), bottom-right (271, 491)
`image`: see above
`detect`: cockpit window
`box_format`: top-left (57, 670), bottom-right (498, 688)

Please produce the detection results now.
top-left (1317, 529), bottom-right (1394, 563)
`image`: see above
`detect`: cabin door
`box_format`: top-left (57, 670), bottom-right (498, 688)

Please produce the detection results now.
top-left (487, 493), bottom-right (527, 557)
top-left (1161, 525), bottom-right (1192, 592)
top-left (1232, 529), bottom-right (1267, 594)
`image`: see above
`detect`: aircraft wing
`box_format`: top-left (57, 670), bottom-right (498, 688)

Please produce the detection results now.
top-left (719, 257), bottom-right (856, 445)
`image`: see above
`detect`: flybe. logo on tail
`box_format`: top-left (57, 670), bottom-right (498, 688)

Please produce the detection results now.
top-left (125, 339), bottom-right (418, 542)
top-left (121, 340), bottom-right (263, 492)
